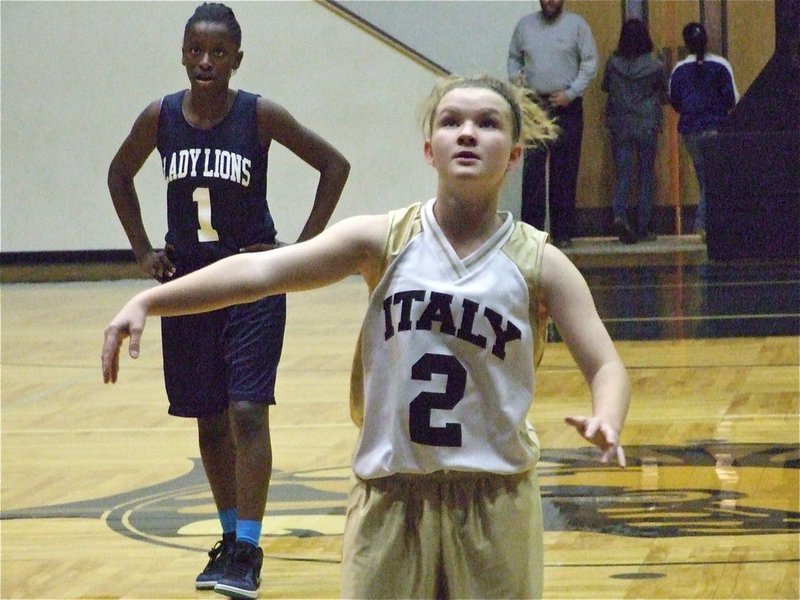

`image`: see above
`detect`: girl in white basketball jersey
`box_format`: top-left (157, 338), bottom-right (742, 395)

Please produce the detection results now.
top-left (103, 74), bottom-right (630, 598)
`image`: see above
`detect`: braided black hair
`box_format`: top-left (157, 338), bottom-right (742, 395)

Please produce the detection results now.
top-left (185, 3), bottom-right (241, 48)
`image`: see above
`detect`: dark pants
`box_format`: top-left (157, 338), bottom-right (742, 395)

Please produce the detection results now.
top-left (682, 131), bottom-right (715, 231)
top-left (521, 97), bottom-right (584, 241)
top-left (610, 130), bottom-right (658, 236)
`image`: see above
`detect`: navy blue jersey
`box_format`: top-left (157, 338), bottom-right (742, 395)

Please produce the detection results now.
top-left (157, 90), bottom-right (277, 266)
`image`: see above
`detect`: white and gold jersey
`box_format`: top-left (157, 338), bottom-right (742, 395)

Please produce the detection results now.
top-left (350, 200), bottom-right (549, 479)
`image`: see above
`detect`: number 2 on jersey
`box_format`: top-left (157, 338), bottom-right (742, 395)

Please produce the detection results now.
top-left (409, 353), bottom-right (466, 447)
top-left (193, 187), bottom-right (220, 242)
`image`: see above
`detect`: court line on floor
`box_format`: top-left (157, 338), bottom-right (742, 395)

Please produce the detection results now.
top-left (591, 280), bottom-right (800, 291)
top-left (603, 313), bottom-right (799, 322)
top-left (4, 413), bottom-right (798, 436)
top-left (547, 557), bottom-right (800, 568)
top-left (1, 423), bottom-right (357, 434)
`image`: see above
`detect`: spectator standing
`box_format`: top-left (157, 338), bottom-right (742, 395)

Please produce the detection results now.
top-left (669, 21), bottom-right (738, 241)
top-left (602, 18), bottom-right (667, 244)
top-left (508, 0), bottom-right (598, 248)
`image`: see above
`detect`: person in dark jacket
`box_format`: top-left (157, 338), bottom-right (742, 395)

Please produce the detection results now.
top-left (602, 18), bottom-right (667, 244)
top-left (669, 22), bottom-right (738, 241)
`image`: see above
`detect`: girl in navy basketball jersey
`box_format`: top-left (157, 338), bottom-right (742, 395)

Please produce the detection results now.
top-left (107, 3), bottom-right (349, 598)
top-left (105, 74), bottom-right (628, 599)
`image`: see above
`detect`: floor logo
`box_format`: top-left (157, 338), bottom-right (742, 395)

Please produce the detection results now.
top-left (1, 443), bottom-right (797, 551)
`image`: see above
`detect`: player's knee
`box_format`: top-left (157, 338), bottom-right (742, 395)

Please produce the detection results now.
top-left (228, 401), bottom-right (269, 440)
top-left (197, 411), bottom-right (231, 448)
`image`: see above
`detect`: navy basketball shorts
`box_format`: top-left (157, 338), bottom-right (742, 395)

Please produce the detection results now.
top-left (161, 293), bottom-right (287, 418)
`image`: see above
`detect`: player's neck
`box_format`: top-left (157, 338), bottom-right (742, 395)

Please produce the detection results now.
top-left (183, 88), bottom-right (237, 130)
top-left (432, 194), bottom-right (503, 258)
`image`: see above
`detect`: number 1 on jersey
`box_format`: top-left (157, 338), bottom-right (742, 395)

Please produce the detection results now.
top-left (193, 187), bottom-right (220, 242)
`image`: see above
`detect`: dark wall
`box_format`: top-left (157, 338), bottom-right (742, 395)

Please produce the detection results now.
top-left (705, 0), bottom-right (800, 260)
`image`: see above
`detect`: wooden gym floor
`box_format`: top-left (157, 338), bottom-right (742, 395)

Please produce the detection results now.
top-left (1, 238), bottom-right (798, 598)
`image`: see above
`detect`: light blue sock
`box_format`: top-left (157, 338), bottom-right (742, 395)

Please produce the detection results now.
top-left (236, 519), bottom-right (262, 547)
top-left (218, 508), bottom-right (237, 536)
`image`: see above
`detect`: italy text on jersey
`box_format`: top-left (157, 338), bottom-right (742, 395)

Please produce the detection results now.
top-left (382, 289), bottom-right (522, 360)
top-left (162, 148), bottom-right (252, 186)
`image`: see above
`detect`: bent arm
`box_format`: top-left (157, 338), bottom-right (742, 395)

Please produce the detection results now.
top-left (108, 100), bottom-right (161, 263)
top-left (567, 21), bottom-right (599, 100)
top-left (258, 98), bottom-right (350, 243)
top-left (540, 246), bottom-right (631, 460)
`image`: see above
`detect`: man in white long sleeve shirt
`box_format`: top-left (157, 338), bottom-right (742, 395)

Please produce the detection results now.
top-left (508, 0), bottom-right (598, 247)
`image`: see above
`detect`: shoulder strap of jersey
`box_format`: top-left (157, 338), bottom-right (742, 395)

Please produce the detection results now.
top-left (351, 202), bottom-right (424, 427)
top-left (363, 202), bottom-right (424, 292)
top-left (502, 222), bottom-right (550, 367)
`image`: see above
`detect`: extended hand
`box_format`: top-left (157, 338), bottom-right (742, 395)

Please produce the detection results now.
top-left (564, 415), bottom-right (626, 466)
top-left (101, 301), bottom-right (147, 384)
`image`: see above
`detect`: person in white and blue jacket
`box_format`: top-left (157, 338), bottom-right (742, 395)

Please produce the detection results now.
top-left (669, 22), bottom-right (739, 240)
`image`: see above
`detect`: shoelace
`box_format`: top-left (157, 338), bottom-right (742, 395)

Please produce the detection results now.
top-left (202, 540), bottom-right (226, 571)
top-left (207, 541), bottom-right (224, 560)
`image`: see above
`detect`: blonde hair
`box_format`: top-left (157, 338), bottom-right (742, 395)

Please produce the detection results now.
top-left (420, 74), bottom-right (559, 148)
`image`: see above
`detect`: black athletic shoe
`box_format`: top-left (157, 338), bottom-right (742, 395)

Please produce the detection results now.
top-left (613, 217), bottom-right (637, 245)
top-left (214, 541), bottom-right (263, 599)
top-left (196, 533), bottom-right (236, 590)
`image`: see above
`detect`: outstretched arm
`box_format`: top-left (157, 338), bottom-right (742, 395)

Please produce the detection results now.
top-left (540, 245), bottom-right (631, 465)
top-left (102, 214), bottom-right (387, 383)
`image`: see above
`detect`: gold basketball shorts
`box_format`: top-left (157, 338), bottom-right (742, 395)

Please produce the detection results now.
top-left (340, 468), bottom-right (543, 599)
